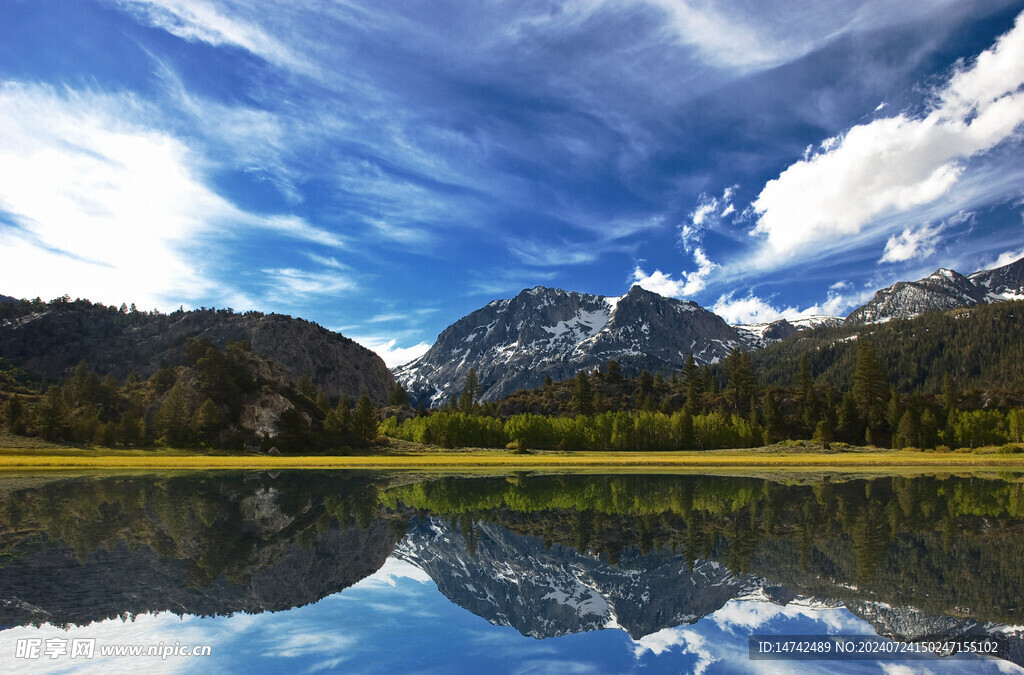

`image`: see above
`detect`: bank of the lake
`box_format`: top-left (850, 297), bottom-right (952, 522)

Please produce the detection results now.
top-left (1, 439), bottom-right (1023, 472)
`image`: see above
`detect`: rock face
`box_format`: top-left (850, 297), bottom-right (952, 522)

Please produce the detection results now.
top-left (0, 301), bottom-right (393, 404)
top-left (395, 285), bottom-right (742, 405)
top-left (846, 256), bottom-right (1024, 326)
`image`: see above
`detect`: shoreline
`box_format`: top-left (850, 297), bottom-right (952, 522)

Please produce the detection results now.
top-left (1, 446), bottom-right (1023, 472)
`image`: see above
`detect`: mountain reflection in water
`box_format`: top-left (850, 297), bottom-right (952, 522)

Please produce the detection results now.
top-left (0, 471), bottom-right (1022, 671)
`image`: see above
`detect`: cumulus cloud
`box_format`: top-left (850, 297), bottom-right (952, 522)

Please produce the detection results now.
top-left (632, 627), bottom-right (716, 674)
top-left (632, 248), bottom-right (717, 298)
top-left (712, 287), bottom-right (870, 324)
top-left (750, 10), bottom-right (1024, 264)
top-left (352, 337), bottom-right (431, 368)
top-left (878, 222), bottom-right (944, 263)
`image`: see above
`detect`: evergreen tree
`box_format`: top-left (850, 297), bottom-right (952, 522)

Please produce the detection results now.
top-left (571, 371), bottom-right (595, 416)
top-left (4, 395), bottom-right (25, 435)
top-left (852, 341), bottom-right (887, 430)
top-left (191, 398), bottom-right (222, 446)
top-left (353, 395), bottom-right (378, 446)
top-left (724, 348), bottom-right (756, 415)
top-left (159, 382), bottom-right (191, 446)
top-left (389, 383), bottom-right (409, 407)
top-left (605, 360), bottom-right (623, 384)
top-left (460, 368), bottom-right (480, 412)
top-left (682, 354), bottom-right (702, 410)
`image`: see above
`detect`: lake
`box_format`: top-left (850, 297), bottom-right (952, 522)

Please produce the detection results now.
top-left (0, 471), bottom-right (1022, 673)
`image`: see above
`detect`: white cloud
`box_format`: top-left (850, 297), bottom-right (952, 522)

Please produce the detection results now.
top-left (262, 268), bottom-right (356, 300)
top-left (352, 338), bottom-right (431, 368)
top-left (683, 186), bottom-right (738, 251)
top-left (878, 222), bottom-right (944, 263)
top-left (712, 287), bottom-right (870, 324)
top-left (632, 248), bottom-right (717, 298)
top-left (108, 0), bottom-right (310, 73)
top-left (509, 240), bottom-right (599, 267)
top-left (0, 81), bottom-right (340, 311)
top-left (750, 10), bottom-right (1024, 265)
top-left (632, 627), bottom-right (717, 674)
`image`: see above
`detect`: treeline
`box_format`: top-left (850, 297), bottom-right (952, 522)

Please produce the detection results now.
top-left (379, 409), bottom-right (764, 451)
top-left (744, 300), bottom-right (1024, 392)
top-left (0, 338), bottom-right (386, 452)
top-left (382, 338), bottom-right (1024, 451)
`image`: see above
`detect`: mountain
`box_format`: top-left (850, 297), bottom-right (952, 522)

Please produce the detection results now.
top-left (969, 256), bottom-right (1024, 301)
top-left (395, 285), bottom-right (743, 405)
top-left (846, 256), bottom-right (1024, 326)
top-left (0, 298), bottom-right (393, 403)
top-left (734, 315), bottom-right (845, 348)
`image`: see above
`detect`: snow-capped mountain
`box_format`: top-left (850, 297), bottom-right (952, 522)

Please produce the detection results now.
top-left (396, 285), bottom-right (742, 405)
top-left (846, 256), bottom-right (1024, 326)
top-left (732, 315), bottom-right (845, 348)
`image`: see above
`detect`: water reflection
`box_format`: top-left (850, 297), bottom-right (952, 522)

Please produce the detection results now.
top-left (0, 472), bottom-right (1022, 671)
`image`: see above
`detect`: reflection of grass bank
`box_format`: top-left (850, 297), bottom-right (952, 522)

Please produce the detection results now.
top-left (2, 439), bottom-right (1024, 471)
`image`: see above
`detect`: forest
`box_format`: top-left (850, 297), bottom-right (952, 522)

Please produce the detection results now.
top-left (2, 301), bottom-right (1024, 453)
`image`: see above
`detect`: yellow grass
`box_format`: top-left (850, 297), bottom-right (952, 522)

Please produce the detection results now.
top-left (0, 445), bottom-right (1023, 472)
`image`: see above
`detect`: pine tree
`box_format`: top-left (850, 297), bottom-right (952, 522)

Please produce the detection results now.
top-left (159, 382), bottom-right (191, 446)
top-left (852, 341), bottom-right (887, 430)
top-left (389, 383), bottom-right (409, 407)
top-left (353, 395), bottom-right (378, 446)
top-left (571, 371), bottom-right (595, 416)
top-left (460, 368), bottom-right (479, 412)
top-left (191, 398), bottom-right (222, 446)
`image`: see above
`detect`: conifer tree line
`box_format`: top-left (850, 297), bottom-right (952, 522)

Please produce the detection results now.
top-left (381, 335), bottom-right (1024, 452)
top-left (0, 338), bottom-right (381, 453)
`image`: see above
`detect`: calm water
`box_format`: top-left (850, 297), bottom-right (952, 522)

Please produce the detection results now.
top-left (0, 471), bottom-right (1022, 673)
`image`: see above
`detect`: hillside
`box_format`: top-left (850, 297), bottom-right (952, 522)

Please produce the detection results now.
top-left (0, 297), bottom-right (393, 404)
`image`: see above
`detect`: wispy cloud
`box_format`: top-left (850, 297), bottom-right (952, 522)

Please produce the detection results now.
top-left (261, 268), bottom-right (356, 302)
top-left (0, 81), bottom-right (341, 311)
top-left (748, 10), bottom-right (1024, 266)
top-left (108, 0), bottom-right (312, 73)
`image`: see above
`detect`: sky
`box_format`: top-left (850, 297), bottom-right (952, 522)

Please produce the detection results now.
top-left (0, 557), bottom-right (1015, 674)
top-left (1, 1), bottom-right (1024, 366)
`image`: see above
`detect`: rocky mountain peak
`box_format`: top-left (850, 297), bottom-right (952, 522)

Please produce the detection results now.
top-left (845, 255), bottom-right (1023, 326)
top-left (395, 285), bottom-right (741, 406)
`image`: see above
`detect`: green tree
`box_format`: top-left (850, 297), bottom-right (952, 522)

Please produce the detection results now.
top-left (35, 386), bottom-right (69, 441)
top-left (852, 341), bottom-right (887, 430)
top-left (4, 395), bottom-right (26, 435)
top-left (460, 368), bottom-right (480, 412)
top-left (159, 382), bottom-right (192, 446)
top-left (682, 354), bottom-right (703, 411)
top-left (191, 398), bottom-right (222, 446)
top-left (389, 383), bottom-right (409, 407)
top-left (353, 395), bottom-right (378, 446)
top-left (724, 348), bottom-right (756, 415)
top-left (571, 371), bottom-right (595, 416)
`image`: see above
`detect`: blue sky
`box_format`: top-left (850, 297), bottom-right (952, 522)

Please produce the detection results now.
top-left (0, 558), bottom-right (1014, 674)
top-left (1, 1), bottom-right (1024, 365)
